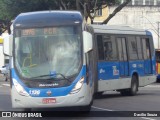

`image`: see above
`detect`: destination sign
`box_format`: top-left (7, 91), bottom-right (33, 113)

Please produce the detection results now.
top-left (22, 28), bottom-right (57, 36)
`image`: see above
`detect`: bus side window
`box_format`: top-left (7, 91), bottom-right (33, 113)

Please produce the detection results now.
top-left (103, 35), bottom-right (117, 61)
top-left (136, 37), bottom-right (143, 60)
top-left (142, 38), bottom-right (151, 59)
top-left (104, 41), bottom-right (112, 60)
top-left (128, 36), bottom-right (138, 60)
top-left (97, 35), bottom-right (104, 60)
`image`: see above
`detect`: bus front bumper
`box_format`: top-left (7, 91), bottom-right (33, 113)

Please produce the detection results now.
top-left (11, 84), bottom-right (92, 109)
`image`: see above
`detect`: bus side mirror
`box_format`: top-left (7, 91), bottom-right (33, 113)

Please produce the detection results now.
top-left (83, 31), bottom-right (93, 53)
top-left (3, 34), bottom-right (12, 56)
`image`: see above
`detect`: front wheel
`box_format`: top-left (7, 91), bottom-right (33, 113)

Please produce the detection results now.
top-left (79, 99), bottom-right (93, 112)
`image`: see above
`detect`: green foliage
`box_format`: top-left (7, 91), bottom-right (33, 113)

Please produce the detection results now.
top-left (0, 0), bottom-right (130, 34)
top-left (0, 0), bottom-right (60, 20)
top-left (0, 0), bottom-right (122, 21)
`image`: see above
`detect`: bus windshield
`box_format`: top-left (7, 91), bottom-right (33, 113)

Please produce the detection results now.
top-left (14, 26), bottom-right (82, 79)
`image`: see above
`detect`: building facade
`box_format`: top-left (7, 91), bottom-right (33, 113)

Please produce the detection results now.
top-left (0, 37), bottom-right (4, 67)
top-left (87, 5), bottom-right (109, 24)
top-left (107, 0), bottom-right (160, 49)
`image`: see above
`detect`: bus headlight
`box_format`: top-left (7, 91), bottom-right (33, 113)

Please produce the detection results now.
top-left (13, 79), bottom-right (29, 97)
top-left (70, 77), bottom-right (85, 94)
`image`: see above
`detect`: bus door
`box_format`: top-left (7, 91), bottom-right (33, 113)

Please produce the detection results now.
top-left (117, 37), bottom-right (129, 76)
top-left (97, 35), bottom-right (119, 81)
top-left (142, 38), bottom-right (152, 74)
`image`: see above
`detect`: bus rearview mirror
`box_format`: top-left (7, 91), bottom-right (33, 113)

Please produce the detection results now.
top-left (83, 31), bottom-right (93, 53)
top-left (3, 34), bottom-right (12, 56)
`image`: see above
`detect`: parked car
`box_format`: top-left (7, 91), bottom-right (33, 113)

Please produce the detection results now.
top-left (0, 64), bottom-right (10, 81)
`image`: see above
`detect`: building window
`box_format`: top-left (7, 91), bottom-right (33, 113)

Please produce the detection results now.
top-left (157, 0), bottom-right (160, 5)
top-left (134, 0), bottom-right (143, 5)
top-left (96, 9), bottom-right (102, 16)
top-left (145, 0), bottom-right (154, 5)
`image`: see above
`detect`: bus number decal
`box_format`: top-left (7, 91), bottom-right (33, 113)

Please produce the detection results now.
top-left (113, 66), bottom-right (119, 76)
top-left (29, 90), bottom-right (40, 96)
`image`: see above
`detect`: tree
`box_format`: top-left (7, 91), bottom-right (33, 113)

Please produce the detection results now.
top-left (0, 0), bottom-right (131, 34)
top-left (102, 0), bottom-right (131, 24)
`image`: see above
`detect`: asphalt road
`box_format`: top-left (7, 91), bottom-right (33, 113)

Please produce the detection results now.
top-left (0, 76), bottom-right (160, 120)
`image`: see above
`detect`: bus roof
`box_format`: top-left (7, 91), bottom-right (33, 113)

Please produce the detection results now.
top-left (14, 11), bottom-right (83, 28)
top-left (88, 25), bottom-right (152, 36)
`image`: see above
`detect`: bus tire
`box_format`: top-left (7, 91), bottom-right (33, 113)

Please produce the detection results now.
top-left (120, 75), bottom-right (138, 96)
top-left (80, 99), bottom-right (93, 112)
top-left (128, 75), bottom-right (138, 96)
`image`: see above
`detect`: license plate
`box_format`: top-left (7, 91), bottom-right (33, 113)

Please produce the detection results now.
top-left (42, 98), bottom-right (56, 104)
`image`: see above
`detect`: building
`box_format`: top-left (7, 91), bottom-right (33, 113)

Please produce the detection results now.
top-left (87, 5), bottom-right (109, 24)
top-left (107, 0), bottom-right (160, 49)
top-left (0, 33), bottom-right (10, 67)
top-left (0, 37), bottom-right (4, 67)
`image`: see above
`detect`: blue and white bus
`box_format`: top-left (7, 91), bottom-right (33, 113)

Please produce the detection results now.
top-left (3, 11), bottom-right (156, 111)
top-left (86, 25), bottom-right (156, 96)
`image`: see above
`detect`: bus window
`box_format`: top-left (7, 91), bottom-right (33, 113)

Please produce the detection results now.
top-left (142, 38), bottom-right (152, 74)
top-left (97, 35), bottom-right (104, 60)
top-left (142, 38), bottom-right (151, 59)
top-left (103, 35), bottom-right (117, 61)
top-left (128, 36), bottom-right (138, 60)
top-left (136, 37), bottom-right (143, 60)
top-left (117, 37), bottom-right (127, 61)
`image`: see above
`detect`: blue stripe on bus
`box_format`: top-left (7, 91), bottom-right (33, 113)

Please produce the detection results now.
top-left (11, 65), bottom-right (86, 97)
top-left (97, 60), bottom-right (155, 81)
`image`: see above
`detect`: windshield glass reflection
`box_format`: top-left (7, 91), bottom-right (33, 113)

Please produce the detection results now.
top-left (14, 26), bottom-right (82, 79)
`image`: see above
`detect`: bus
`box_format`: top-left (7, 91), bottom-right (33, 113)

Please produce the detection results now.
top-left (3, 11), bottom-right (156, 111)
top-left (86, 25), bottom-right (156, 96)
top-left (4, 11), bottom-right (94, 111)
top-left (155, 49), bottom-right (160, 81)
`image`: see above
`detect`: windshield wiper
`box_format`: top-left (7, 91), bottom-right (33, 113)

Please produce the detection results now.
top-left (31, 74), bottom-right (56, 79)
top-left (47, 73), bottom-right (71, 83)
top-left (31, 73), bottom-right (71, 83)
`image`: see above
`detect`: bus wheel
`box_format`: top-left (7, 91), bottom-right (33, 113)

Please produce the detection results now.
top-left (128, 75), bottom-right (138, 96)
top-left (80, 99), bottom-right (93, 112)
top-left (120, 75), bottom-right (138, 96)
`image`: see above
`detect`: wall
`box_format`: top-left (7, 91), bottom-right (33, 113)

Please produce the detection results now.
top-left (107, 6), bottom-right (160, 49)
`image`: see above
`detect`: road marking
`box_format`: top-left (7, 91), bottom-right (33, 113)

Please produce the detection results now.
top-left (91, 106), bottom-right (114, 111)
top-left (2, 84), bottom-right (10, 87)
top-left (141, 117), bottom-right (157, 120)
